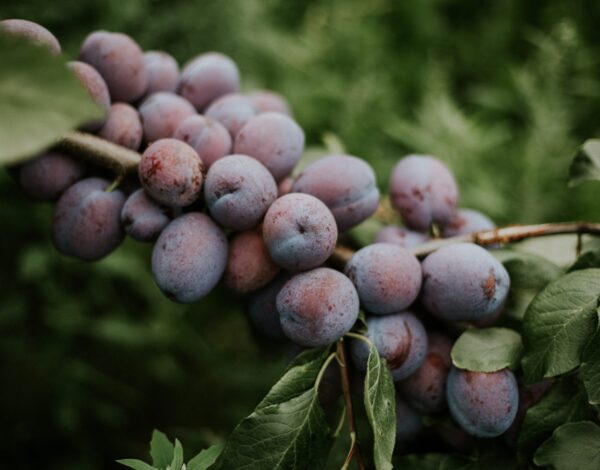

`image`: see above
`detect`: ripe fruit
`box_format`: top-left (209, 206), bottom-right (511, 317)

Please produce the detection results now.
top-left (0, 19), bottom-right (61, 55)
top-left (247, 273), bottom-right (291, 340)
top-left (276, 268), bottom-right (359, 347)
top-left (389, 155), bottom-right (458, 231)
top-left (292, 154), bottom-right (380, 231)
top-left (442, 208), bottom-right (495, 237)
top-left (152, 213), bottom-right (227, 303)
top-left (120, 189), bottom-right (171, 242)
top-left (205, 93), bottom-right (258, 137)
top-left (263, 193), bottom-right (337, 271)
top-left (138, 92), bottom-right (196, 143)
top-left (246, 90), bottom-right (291, 115)
top-left (52, 177), bottom-right (125, 261)
top-left (19, 152), bottom-right (85, 201)
top-left (446, 367), bottom-right (519, 438)
top-left (139, 138), bottom-right (204, 208)
top-left (421, 243), bottom-right (510, 322)
top-left (173, 115), bottom-right (232, 169)
top-left (143, 51), bottom-right (179, 95)
top-left (98, 103), bottom-right (143, 150)
top-left (67, 61), bottom-right (111, 130)
top-left (374, 226), bottom-right (430, 248)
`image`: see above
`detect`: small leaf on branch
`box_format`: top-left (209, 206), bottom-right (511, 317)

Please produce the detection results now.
top-left (451, 327), bottom-right (523, 372)
top-left (568, 139), bottom-right (600, 187)
top-left (517, 379), bottom-right (595, 449)
top-left (493, 249), bottom-right (562, 290)
top-left (116, 459), bottom-right (157, 470)
top-left (169, 439), bottom-right (184, 470)
top-left (187, 444), bottom-right (223, 470)
top-left (580, 325), bottom-right (600, 405)
top-left (363, 336), bottom-right (396, 470)
top-left (521, 269), bottom-right (600, 384)
top-left (0, 34), bottom-right (103, 165)
top-left (569, 238), bottom-right (600, 272)
top-left (150, 430), bottom-right (174, 468)
top-left (534, 421), bottom-right (600, 469)
top-left (213, 347), bottom-right (332, 470)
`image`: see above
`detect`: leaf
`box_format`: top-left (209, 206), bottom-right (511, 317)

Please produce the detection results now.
top-left (581, 326), bottom-right (600, 404)
top-left (393, 453), bottom-right (447, 469)
top-left (517, 379), bottom-right (595, 449)
top-left (568, 139), bottom-right (600, 187)
top-left (150, 430), bottom-right (174, 469)
top-left (363, 338), bottom-right (396, 470)
top-left (213, 347), bottom-right (332, 470)
top-left (187, 444), bottom-right (224, 470)
top-left (116, 459), bottom-right (157, 470)
top-left (534, 421), bottom-right (600, 469)
top-left (451, 327), bottom-right (523, 372)
top-left (521, 269), bottom-right (600, 384)
top-left (0, 34), bottom-right (103, 165)
top-left (569, 239), bottom-right (600, 272)
top-left (494, 249), bottom-right (562, 289)
top-left (169, 439), bottom-right (184, 470)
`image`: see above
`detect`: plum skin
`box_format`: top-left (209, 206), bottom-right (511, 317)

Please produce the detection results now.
top-left (263, 193), bottom-right (338, 271)
top-left (152, 213), bottom-right (228, 303)
top-left (443, 208), bottom-right (495, 237)
top-left (350, 312), bottom-right (428, 381)
top-left (247, 273), bottom-right (292, 340)
top-left (0, 19), bottom-right (61, 55)
top-left (19, 152), bottom-right (85, 201)
top-left (375, 226), bottom-right (430, 248)
top-left (139, 92), bottom-right (197, 143)
top-left (389, 154), bottom-right (458, 231)
top-left (52, 177), bottom-right (125, 261)
top-left (344, 243), bottom-right (422, 314)
top-left (446, 367), bottom-right (519, 438)
top-left (120, 189), bottom-right (171, 242)
top-left (204, 155), bottom-right (277, 231)
top-left (174, 115), bottom-right (232, 169)
top-left (421, 243), bottom-right (510, 322)
top-left (205, 93), bottom-right (258, 138)
top-left (276, 268), bottom-right (359, 347)
top-left (292, 154), bottom-right (380, 231)
top-left (143, 51), bottom-right (180, 95)
top-left (98, 103), bottom-right (143, 150)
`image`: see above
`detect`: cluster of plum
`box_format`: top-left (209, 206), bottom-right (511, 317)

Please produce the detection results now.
top-left (6, 18), bottom-right (538, 453)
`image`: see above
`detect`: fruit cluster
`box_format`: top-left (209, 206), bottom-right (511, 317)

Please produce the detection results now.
top-left (5, 18), bottom-right (538, 449)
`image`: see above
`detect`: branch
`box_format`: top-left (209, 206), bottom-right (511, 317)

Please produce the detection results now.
top-left (330, 222), bottom-right (600, 266)
top-left (336, 339), bottom-right (366, 470)
top-left (55, 131), bottom-right (140, 175)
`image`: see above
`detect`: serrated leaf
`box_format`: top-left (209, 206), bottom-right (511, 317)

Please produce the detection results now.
top-left (581, 326), bottom-right (600, 404)
top-left (494, 250), bottom-right (562, 289)
top-left (169, 439), bottom-right (183, 470)
top-left (568, 139), bottom-right (600, 187)
top-left (517, 380), bottom-right (595, 449)
top-left (0, 34), bottom-right (103, 165)
top-left (521, 269), bottom-right (600, 384)
top-left (116, 459), bottom-right (157, 470)
top-left (534, 421), bottom-right (600, 469)
top-left (364, 339), bottom-right (396, 470)
top-left (451, 328), bottom-right (523, 372)
top-left (213, 347), bottom-right (332, 470)
top-left (187, 444), bottom-right (223, 470)
top-left (150, 430), bottom-right (174, 469)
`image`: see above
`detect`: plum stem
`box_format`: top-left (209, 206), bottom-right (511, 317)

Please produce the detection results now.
top-left (336, 339), bottom-right (366, 470)
top-left (331, 221), bottom-right (600, 265)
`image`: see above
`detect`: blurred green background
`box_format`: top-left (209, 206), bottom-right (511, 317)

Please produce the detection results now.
top-left (1, 0), bottom-right (599, 468)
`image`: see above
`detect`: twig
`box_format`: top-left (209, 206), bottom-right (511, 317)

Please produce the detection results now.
top-left (336, 339), bottom-right (366, 470)
top-left (330, 222), bottom-right (600, 265)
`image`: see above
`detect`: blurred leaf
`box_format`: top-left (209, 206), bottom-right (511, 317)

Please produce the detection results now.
top-left (116, 459), bottom-right (157, 470)
top-left (451, 328), bottom-right (523, 372)
top-left (187, 444), bottom-right (223, 470)
top-left (363, 337), bottom-right (395, 470)
top-left (393, 453), bottom-right (447, 469)
top-left (213, 347), bottom-right (332, 469)
top-left (569, 239), bottom-right (600, 272)
top-left (581, 327), bottom-right (600, 404)
top-left (494, 250), bottom-right (562, 289)
top-left (518, 380), bottom-right (595, 449)
top-left (521, 269), bottom-right (600, 384)
top-left (568, 140), bottom-right (600, 187)
top-left (534, 421), bottom-right (600, 469)
top-left (0, 33), bottom-right (102, 165)
top-left (150, 429), bottom-right (175, 464)
top-left (169, 439), bottom-right (183, 470)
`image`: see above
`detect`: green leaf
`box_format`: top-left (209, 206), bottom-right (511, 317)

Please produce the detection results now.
top-left (568, 139), bottom-right (600, 187)
top-left (534, 421), bottom-right (600, 469)
top-left (116, 459), bottom-right (157, 470)
top-left (393, 453), bottom-right (447, 469)
top-left (521, 269), bottom-right (600, 384)
top-left (363, 338), bottom-right (396, 470)
top-left (0, 34), bottom-right (103, 165)
top-left (213, 347), bottom-right (332, 470)
top-left (494, 249), bottom-right (562, 289)
top-left (187, 444), bottom-right (224, 470)
top-left (569, 239), bottom-right (600, 272)
top-left (451, 327), bottom-right (523, 372)
top-left (517, 379), bottom-right (595, 449)
top-left (169, 439), bottom-right (183, 470)
top-left (581, 326), bottom-right (600, 404)
top-left (150, 430), bottom-right (174, 469)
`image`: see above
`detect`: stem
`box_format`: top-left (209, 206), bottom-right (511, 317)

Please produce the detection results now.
top-left (336, 339), bottom-right (366, 470)
top-left (330, 221), bottom-right (600, 265)
top-left (314, 352), bottom-right (337, 390)
top-left (55, 131), bottom-right (141, 175)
